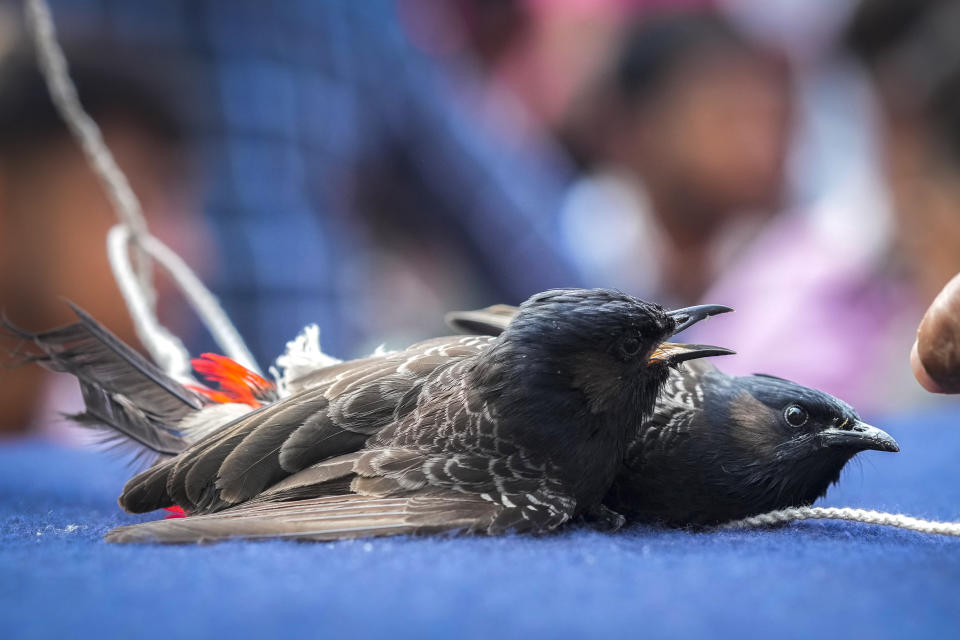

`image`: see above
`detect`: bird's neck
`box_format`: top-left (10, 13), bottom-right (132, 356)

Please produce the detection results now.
top-left (470, 340), bottom-right (660, 508)
top-left (724, 449), bottom-right (853, 514)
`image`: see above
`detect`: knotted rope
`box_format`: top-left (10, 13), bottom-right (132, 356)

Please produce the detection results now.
top-left (24, 0), bottom-right (260, 381)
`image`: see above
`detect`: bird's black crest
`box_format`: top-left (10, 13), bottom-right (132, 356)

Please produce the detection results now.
top-left (505, 288), bottom-right (674, 354)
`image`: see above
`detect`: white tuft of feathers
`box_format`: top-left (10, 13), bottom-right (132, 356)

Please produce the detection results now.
top-left (270, 324), bottom-right (342, 398)
top-left (371, 344), bottom-right (394, 357)
top-left (177, 402), bottom-right (253, 442)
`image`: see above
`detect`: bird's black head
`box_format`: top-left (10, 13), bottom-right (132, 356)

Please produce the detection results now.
top-left (608, 365), bottom-right (899, 526)
top-left (730, 374), bottom-right (896, 507)
top-left (734, 373), bottom-right (899, 460)
top-left (506, 289), bottom-right (672, 416)
top-left (497, 289), bottom-right (732, 417)
top-left (721, 373), bottom-right (899, 498)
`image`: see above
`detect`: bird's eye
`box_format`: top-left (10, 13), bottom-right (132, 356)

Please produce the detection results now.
top-left (619, 335), bottom-right (642, 358)
top-left (784, 405), bottom-right (808, 427)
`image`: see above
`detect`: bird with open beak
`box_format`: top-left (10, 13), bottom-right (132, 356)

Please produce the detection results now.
top-left (446, 304), bottom-right (900, 527)
top-left (9, 289), bottom-right (733, 543)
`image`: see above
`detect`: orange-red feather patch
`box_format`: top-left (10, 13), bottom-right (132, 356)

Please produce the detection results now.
top-left (188, 353), bottom-right (275, 408)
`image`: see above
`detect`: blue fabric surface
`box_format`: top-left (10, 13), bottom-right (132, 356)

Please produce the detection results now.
top-left (2, 406), bottom-right (959, 640)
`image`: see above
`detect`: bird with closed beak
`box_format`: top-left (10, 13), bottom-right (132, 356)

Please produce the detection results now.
top-left (445, 304), bottom-right (899, 527)
top-left (9, 289), bottom-right (733, 543)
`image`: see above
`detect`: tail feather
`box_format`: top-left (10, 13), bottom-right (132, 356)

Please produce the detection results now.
top-left (22, 303), bottom-right (201, 411)
top-left (74, 382), bottom-right (185, 459)
top-left (4, 304), bottom-right (200, 464)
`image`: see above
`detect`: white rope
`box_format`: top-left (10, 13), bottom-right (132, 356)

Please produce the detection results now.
top-left (720, 506), bottom-right (960, 537)
top-left (106, 226), bottom-right (192, 381)
top-left (24, 0), bottom-right (152, 293)
top-left (108, 226), bottom-right (261, 374)
top-left (24, 0), bottom-right (262, 376)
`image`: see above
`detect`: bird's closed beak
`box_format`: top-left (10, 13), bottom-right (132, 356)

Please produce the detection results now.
top-left (651, 304), bottom-right (736, 365)
top-left (819, 421), bottom-right (900, 453)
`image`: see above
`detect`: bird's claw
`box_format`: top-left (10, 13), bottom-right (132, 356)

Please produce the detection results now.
top-left (582, 505), bottom-right (627, 532)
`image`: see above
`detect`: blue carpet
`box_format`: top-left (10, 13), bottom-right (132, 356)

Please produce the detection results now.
top-left (2, 407), bottom-right (959, 640)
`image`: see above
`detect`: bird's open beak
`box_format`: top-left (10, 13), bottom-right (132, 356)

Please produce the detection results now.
top-left (649, 342), bottom-right (736, 365)
top-left (819, 421), bottom-right (900, 453)
top-left (666, 304), bottom-right (734, 334)
top-left (651, 304), bottom-right (736, 364)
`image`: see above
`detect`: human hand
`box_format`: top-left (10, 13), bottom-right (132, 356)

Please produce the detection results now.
top-left (912, 272), bottom-right (960, 393)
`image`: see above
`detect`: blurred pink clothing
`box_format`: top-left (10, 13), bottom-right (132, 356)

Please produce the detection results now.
top-left (687, 211), bottom-right (927, 414)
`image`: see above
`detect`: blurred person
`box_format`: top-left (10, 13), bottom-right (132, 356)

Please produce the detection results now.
top-left (401, 3), bottom-right (790, 309)
top-left (845, 0), bottom-right (960, 314)
top-left (401, 0), bottom-right (631, 146)
top-left (557, 11), bottom-right (792, 305)
top-left (684, 0), bottom-right (960, 414)
top-left (0, 46), bottom-right (204, 434)
top-left (846, 0), bottom-right (960, 399)
top-left (420, 0), bottom-right (717, 145)
top-left (462, 0), bottom-right (630, 140)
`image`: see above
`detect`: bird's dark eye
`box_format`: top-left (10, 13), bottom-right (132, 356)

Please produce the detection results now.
top-left (784, 405), bottom-right (808, 427)
top-left (619, 335), bottom-right (642, 358)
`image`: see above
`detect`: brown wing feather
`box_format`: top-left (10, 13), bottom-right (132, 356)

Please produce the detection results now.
top-left (276, 408), bottom-right (368, 473)
top-left (117, 336), bottom-right (495, 515)
top-left (104, 493), bottom-right (500, 544)
top-left (215, 398), bottom-right (331, 504)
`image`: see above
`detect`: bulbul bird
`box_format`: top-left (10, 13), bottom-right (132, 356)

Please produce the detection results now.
top-left (9, 289), bottom-right (733, 543)
top-left (445, 305), bottom-right (900, 527)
